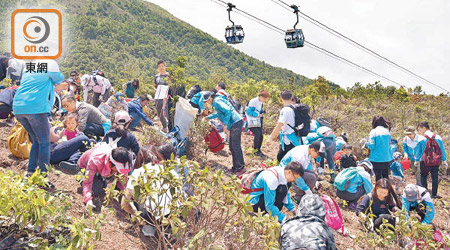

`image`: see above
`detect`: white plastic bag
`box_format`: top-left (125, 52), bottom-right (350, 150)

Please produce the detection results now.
top-left (174, 97), bottom-right (198, 139)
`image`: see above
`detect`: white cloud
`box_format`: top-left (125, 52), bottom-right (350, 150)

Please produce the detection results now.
top-left (147, 0), bottom-right (450, 94)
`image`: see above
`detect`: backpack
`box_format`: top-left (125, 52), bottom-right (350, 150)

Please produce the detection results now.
top-left (288, 104), bottom-right (311, 137)
top-left (334, 167), bottom-right (359, 191)
top-left (218, 90), bottom-right (242, 113)
top-left (186, 85), bottom-right (202, 99)
top-left (239, 164), bottom-right (277, 194)
top-left (204, 127), bottom-right (225, 153)
top-left (7, 121), bottom-right (32, 159)
top-left (228, 97), bottom-right (242, 114)
top-left (317, 117), bottom-right (331, 128)
top-left (423, 134), bottom-right (442, 167)
top-left (321, 194), bottom-right (346, 235)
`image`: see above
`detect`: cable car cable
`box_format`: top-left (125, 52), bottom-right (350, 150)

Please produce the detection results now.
top-left (209, 0), bottom-right (405, 87)
top-left (273, 0), bottom-right (449, 93)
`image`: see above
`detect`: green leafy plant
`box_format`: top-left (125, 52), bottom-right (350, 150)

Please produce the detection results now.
top-left (110, 158), bottom-right (280, 249)
top-left (0, 170), bottom-right (102, 249)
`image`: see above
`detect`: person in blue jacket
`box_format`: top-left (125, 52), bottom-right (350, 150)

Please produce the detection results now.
top-left (414, 121), bottom-right (447, 198)
top-left (390, 152), bottom-right (405, 195)
top-left (189, 90), bottom-right (212, 115)
top-left (367, 116), bottom-right (393, 181)
top-left (249, 162), bottom-right (304, 223)
top-left (206, 91), bottom-right (245, 174)
top-left (128, 95), bottom-right (154, 129)
top-left (403, 126), bottom-right (420, 185)
top-left (334, 160), bottom-right (374, 210)
top-left (246, 90), bottom-right (270, 157)
top-left (13, 60), bottom-right (66, 183)
top-left (402, 184), bottom-right (435, 225)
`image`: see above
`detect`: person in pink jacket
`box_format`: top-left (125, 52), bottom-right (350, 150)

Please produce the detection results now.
top-left (78, 144), bottom-right (131, 209)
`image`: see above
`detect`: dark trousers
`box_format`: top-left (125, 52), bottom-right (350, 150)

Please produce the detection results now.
top-left (16, 113), bottom-right (50, 173)
top-left (0, 103), bottom-right (12, 119)
top-left (229, 120), bottom-right (245, 170)
top-left (374, 214), bottom-right (395, 230)
top-left (371, 161), bottom-right (390, 181)
top-left (253, 185), bottom-right (288, 213)
top-left (320, 137), bottom-right (337, 176)
top-left (292, 169), bottom-right (317, 202)
top-left (249, 127), bottom-right (263, 152)
top-left (155, 99), bottom-right (169, 130)
top-left (93, 92), bottom-right (101, 107)
top-left (420, 162), bottom-right (439, 197)
top-left (336, 185), bottom-right (365, 204)
top-left (84, 123), bottom-right (105, 138)
top-left (277, 143), bottom-right (296, 162)
top-left (50, 135), bottom-right (90, 164)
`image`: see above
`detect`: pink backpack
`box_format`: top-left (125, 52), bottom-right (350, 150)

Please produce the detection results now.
top-left (239, 163), bottom-right (276, 194)
top-left (321, 194), bottom-right (346, 235)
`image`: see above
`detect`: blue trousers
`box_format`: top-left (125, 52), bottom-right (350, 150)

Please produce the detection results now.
top-left (16, 113), bottom-right (50, 173)
top-left (50, 135), bottom-right (90, 164)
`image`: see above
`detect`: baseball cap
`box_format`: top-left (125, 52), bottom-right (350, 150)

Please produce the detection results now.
top-left (110, 154), bottom-right (130, 175)
top-left (404, 126), bottom-right (415, 135)
top-left (115, 111), bottom-right (131, 125)
top-left (404, 184), bottom-right (419, 202)
top-left (358, 159), bottom-right (374, 176)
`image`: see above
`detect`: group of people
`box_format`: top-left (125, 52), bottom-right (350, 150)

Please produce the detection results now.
top-left (1, 55), bottom-right (448, 249)
top-left (243, 94), bottom-right (447, 247)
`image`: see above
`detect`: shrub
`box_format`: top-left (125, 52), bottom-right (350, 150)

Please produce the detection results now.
top-left (112, 158), bottom-right (280, 249)
top-left (0, 170), bottom-right (102, 249)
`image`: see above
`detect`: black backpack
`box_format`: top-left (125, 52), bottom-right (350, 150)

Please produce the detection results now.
top-left (317, 117), bottom-right (331, 128)
top-left (186, 85), bottom-right (202, 99)
top-left (288, 104), bottom-right (311, 137)
top-left (228, 96), bottom-right (242, 114)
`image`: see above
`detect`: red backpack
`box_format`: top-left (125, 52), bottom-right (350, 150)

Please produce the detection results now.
top-left (204, 127), bottom-right (225, 153)
top-left (423, 134), bottom-right (442, 167)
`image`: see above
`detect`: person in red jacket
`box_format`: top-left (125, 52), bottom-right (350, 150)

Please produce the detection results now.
top-left (78, 144), bottom-right (131, 210)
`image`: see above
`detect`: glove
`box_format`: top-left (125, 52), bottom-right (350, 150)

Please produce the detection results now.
top-left (86, 200), bottom-right (96, 209)
top-left (414, 161), bottom-right (420, 168)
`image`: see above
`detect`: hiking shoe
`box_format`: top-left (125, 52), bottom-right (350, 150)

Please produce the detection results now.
top-left (317, 168), bottom-right (325, 175)
top-left (58, 161), bottom-right (79, 174)
top-left (231, 167), bottom-right (247, 176)
top-left (6, 118), bottom-right (14, 127)
top-left (45, 180), bottom-right (56, 190)
top-left (348, 202), bottom-right (357, 211)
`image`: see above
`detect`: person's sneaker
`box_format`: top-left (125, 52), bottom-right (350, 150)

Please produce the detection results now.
top-left (431, 195), bottom-right (442, 199)
top-left (45, 181), bottom-right (55, 190)
top-left (58, 161), bottom-right (79, 174)
top-left (6, 118), bottom-right (14, 127)
top-left (231, 167), bottom-right (247, 176)
top-left (348, 202), bottom-right (357, 211)
top-left (254, 151), bottom-right (266, 158)
top-left (317, 168), bottom-right (325, 175)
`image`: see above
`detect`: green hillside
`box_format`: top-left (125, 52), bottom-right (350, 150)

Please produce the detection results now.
top-left (0, 0), bottom-right (313, 87)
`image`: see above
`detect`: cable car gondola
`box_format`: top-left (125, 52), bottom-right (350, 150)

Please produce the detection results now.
top-left (285, 5), bottom-right (304, 48)
top-left (225, 3), bottom-right (245, 44)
